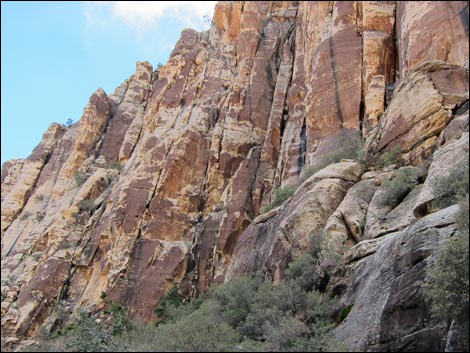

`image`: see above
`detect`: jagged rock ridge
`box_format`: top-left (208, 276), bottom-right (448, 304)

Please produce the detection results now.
top-left (1, 1), bottom-right (468, 351)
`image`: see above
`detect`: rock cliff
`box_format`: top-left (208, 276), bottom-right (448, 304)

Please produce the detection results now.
top-left (1, 1), bottom-right (468, 351)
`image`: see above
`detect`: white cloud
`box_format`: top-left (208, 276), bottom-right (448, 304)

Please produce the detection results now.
top-left (84, 1), bottom-right (217, 33)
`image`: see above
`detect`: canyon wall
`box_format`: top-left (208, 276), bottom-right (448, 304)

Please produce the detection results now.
top-left (2, 1), bottom-right (468, 351)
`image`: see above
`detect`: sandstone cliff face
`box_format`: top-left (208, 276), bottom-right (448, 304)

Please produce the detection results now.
top-left (1, 1), bottom-right (469, 351)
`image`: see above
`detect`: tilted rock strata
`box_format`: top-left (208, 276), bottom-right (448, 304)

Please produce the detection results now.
top-left (1, 1), bottom-right (469, 351)
top-left (334, 205), bottom-right (461, 351)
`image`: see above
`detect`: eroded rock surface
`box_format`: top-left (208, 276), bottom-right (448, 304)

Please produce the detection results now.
top-left (1, 2), bottom-right (469, 351)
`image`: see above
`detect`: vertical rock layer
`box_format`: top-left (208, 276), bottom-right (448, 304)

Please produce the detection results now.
top-left (1, 1), bottom-right (468, 350)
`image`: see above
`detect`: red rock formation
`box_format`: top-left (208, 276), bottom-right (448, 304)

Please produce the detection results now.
top-left (1, 1), bottom-right (468, 350)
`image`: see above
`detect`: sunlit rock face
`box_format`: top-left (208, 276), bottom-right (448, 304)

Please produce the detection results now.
top-left (1, 1), bottom-right (468, 351)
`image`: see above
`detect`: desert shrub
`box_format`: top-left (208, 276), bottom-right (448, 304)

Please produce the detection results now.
top-left (380, 166), bottom-right (422, 206)
top-left (263, 186), bottom-right (296, 213)
top-left (61, 312), bottom-right (117, 352)
top-left (105, 302), bottom-right (134, 336)
top-left (74, 171), bottom-right (89, 186)
top-left (35, 270), bottom-right (345, 352)
top-left (285, 253), bottom-right (317, 291)
top-left (300, 131), bottom-right (364, 182)
top-left (154, 300), bottom-right (241, 352)
top-left (339, 304), bottom-right (353, 322)
top-left (431, 158), bottom-right (469, 209)
top-left (108, 161), bottom-right (122, 171)
top-left (78, 199), bottom-right (95, 213)
top-left (309, 230), bottom-right (324, 260)
top-left (207, 276), bottom-right (259, 328)
top-left (32, 303), bottom-right (133, 352)
top-left (154, 284), bottom-right (184, 325)
top-left (35, 194), bottom-right (45, 201)
top-left (36, 211), bottom-right (45, 222)
top-left (456, 195), bottom-right (469, 235)
top-left (424, 233), bottom-right (469, 348)
top-left (19, 212), bottom-right (31, 221)
top-left (376, 147), bottom-right (401, 169)
top-left (58, 241), bottom-right (73, 250)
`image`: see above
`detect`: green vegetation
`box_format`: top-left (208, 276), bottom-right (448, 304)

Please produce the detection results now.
top-left (431, 158), bottom-right (469, 210)
top-left (31, 303), bottom-right (133, 352)
top-left (340, 304), bottom-right (353, 322)
top-left (262, 186), bottom-right (296, 213)
top-left (154, 284), bottom-right (183, 325)
top-left (36, 211), bottom-right (45, 222)
top-left (19, 212), bottom-right (31, 221)
top-left (78, 199), bottom-right (95, 213)
top-left (58, 241), bottom-right (73, 250)
top-left (74, 171), bottom-right (90, 187)
top-left (33, 255), bottom-right (347, 352)
top-left (108, 161), bottom-right (122, 171)
top-left (423, 198), bottom-right (469, 350)
top-left (379, 166), bottom-right (422, 206)
top-left (261, 131), bottom-right (365, 214)
top-left (421, 159), bottom-right (469, 350)
top-left (35, 194), bottom-right (45, 201)
top-left (300, 131), bottom-right (364, 183)
top-left (376, 147), bottom-right (401, 169)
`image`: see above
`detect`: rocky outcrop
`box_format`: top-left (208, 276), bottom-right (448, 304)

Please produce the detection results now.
top-left (397, 1), bottom-right (469, 77)
top-left (1, 124), bottom-right (65, 234)
top-left (226, 160), bottom-right (364, 283)
top-left (365, 61), bottom-right (468, 166)
top-left (414, 132), bottom-right (469, 216)
top-left (334, 205), bottom-right (461, 351)
top-left (1, 1), bottom-right (469, 351)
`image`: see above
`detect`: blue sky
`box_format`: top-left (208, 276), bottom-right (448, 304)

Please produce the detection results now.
top-left (1, 1), bottom-right (216, 166)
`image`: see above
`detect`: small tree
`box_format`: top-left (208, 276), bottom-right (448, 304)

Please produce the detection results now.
top-left (154, 284), bottom-right (183, 325)
top-left (262, 186), bottom-right (297, 213)
top-left (379, 166), bottom-right (422, 206)
top-left (431, 158), bottom-right (469, 209)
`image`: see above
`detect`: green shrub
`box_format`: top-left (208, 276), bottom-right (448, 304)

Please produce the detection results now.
top-left (285, 253), bottom-right (317, 291)
top-left (35, 270), bottom-right (346, 352)
top-left (309, 230), bottom-right (324, 260)
top-left (300, 131), bottom-right (364, 183)
top-left (32, 302), bottom-right (134, 352)
top-left (431, 158), bottom-right (469, 209)
top-left (35, 194), bottom-right (45, 201)
top-left (423, 225), bottom-right (469, 348)
top-left (376, 147), bottom-right (401, 169)
top-left (208, 276), bottom-right (259, 328)
top-left (108, 161), bottom-right (122, 171)
top-left (262, 186), bottom-right (296, 213)
top-left (380, 167), bottom-right (422, 206)
top-left (78, 199), bottom-right (95, 213)
top-left (154, 284), bottom-right (183, 325)
top-left (340, 304), bottom-right (353, 322)
top-left (154, 300), bottom-right (241, 352)
top-left (58, 241), bottom-right (73, 250)
top-left (19, 212), bottom-right (31, 221)
top-left (456, 195), bottom-right (469, 235)
top-left (74, 171), bottom-right (89, 186)
top-left (36, 211), bottom-right (45, 222)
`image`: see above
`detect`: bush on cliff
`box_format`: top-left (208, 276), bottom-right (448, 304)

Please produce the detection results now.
top-left (32, 255), bottom-right (347, 352)
top-left (262, 185), bottom-right (296, 212)
top-left (423, 157), bottom-right (469, 350)
top-left (431, 157), bottom-right (469, 210)
top-left (379, 166), bottom-right (422, 206)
